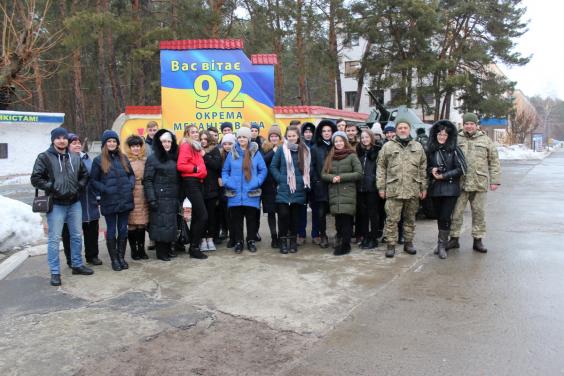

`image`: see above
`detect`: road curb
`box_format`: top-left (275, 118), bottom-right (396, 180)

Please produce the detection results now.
top-left (0, 244), bottom-right (47, 280)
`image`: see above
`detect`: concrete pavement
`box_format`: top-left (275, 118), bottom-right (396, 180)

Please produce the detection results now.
top-left (1, 151), bottom-right (563, 375)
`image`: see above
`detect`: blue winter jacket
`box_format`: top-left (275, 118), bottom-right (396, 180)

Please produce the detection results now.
top-left (221, 142), bottom-right (267, 208)
top-left (90, 152), bottom-right (135, 216)
top-left (78, 152), bottom-right (100, 222)
top-left (270, 146), bottom-right (307, 205)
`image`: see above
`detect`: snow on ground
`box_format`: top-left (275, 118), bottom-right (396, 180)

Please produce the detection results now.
top-left (497, 144), bottom-right (550, 160)
top-left (0, 195), bottom-right (45, 252)
top-left (0, 175), bottom-right (31, 186)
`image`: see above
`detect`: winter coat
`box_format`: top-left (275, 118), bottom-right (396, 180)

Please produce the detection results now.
top-left (311, 121), bottom-right (338, 203)
top-left (177, 140), bottom-right (207, 180)
top-left (221, 142), bottom-right (267, 209)
top-left (123, 143), bottom-right (149, 225)
top-left (376, 138), bottom-right (427, 200)
top-left (31, 145), bottom-right (89, 206)
top-left (202, 146), bottom-right (222, 200)
top-left (90, 152), bottom-right (135, 216)
top-left (356, 144), bottom-right (380, 193)
top-left (322, 153), bottom-right (362, 216)
top-left (426, 120), bottom-right (463, 197)
top-left (78, 152), bottom-right (100, 222)
top-left (143, 130), bottom-right (181, 243)
top-left (270, 145), bottom-right (307, 205)
top-left (457, 129), bottom-right (500, 192)
top-left (260, 143), bottom-right (278, 213)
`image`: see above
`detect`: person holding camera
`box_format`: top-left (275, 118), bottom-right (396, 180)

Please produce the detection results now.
top-left (427, 120), bottom-right (466, 259)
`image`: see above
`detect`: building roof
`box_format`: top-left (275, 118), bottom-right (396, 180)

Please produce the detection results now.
top-left (159, 39), bottom-right (244, 50)
top-left (250, 54), bottom-right (278, 65)
top-left (273, 106), bottom-right (368, 121)
top-left (124, 105), bottom-right (368, 121)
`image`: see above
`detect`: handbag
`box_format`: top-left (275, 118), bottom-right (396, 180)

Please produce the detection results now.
top-left (32, 189), bottom-right (53, 213)
top-left (177, 213), bottom-right (190, 245)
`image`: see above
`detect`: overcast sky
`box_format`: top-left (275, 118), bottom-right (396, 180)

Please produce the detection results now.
top-left (502, 0), bottom-right (564, 99)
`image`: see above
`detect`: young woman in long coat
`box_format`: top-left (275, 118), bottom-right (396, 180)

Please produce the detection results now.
top-left (322, 131), bottom-right (362, 256)
top-left (143, 129), bottom-right (180, 261)
top-left (270, 125), bottom-right (310, 254)
top-left (90, 130), bottom-right (135, 271)
top-left (123, 135), bottom-right (149, 260)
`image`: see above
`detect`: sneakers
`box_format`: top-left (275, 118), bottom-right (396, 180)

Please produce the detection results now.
top-left (234, 242), bottom-right (244, 254)
top-left (312, 236), bottom-right (321, 245)
top-left (50, 274), bottom-right (61, 286)
top-left (206, 238), bottom-right (216, 251)
top-left (200, 239), bottom-right (209, 252)
top-left (297, 236), bottom-right (306, 246)
top-left (247, 240), bottom-right (257, 253)
top-left (71, 265), bottom-right (94, 275)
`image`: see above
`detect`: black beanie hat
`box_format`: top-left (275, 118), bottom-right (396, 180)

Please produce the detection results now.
top-left (51, 127), bottom-right (69, 142)
top-left (101, 129), bottom-right (120, 148)
top-left (220, 122), bottom-right (233, 132)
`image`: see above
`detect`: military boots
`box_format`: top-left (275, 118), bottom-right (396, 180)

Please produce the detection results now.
top-left (473, 238), bottom-right (488, 253)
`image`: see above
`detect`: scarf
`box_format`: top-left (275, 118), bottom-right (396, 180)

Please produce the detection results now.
top-left (282, 141), bottom-right (311, 193)
top-left (334, 148), bottom-right (355, 161)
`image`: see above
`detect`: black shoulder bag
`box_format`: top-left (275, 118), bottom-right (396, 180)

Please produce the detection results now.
top-left (32, 189), bottom-right (53, 213)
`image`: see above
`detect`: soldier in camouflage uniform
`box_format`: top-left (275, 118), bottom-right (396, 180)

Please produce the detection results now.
top-left (377, 118), bottom-right (427, 258)
top-left (447, 113), bottom-right (501, 253)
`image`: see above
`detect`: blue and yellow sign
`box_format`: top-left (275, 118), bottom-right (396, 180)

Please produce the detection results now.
top-left (160, 40), bottom-right (276, 138)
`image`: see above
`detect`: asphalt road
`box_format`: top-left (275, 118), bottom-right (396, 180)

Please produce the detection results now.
top-left (1, 151), bottom-right (563, 375)
top-left (284, 150), bottom-right (564, 375)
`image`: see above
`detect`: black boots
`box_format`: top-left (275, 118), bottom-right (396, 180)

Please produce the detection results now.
top-left (72, 265), bottom-right (94, 275)
top-left (288, 236), bottom-right (298, 253)
top-left (189, 245), bottom-right (208, 259)
top-left (50, 274), bottom-right (61, 286)
top-left (117, 236), bottom-right (129, 269)
top-left (403, 241), bottom-right (417, 255)
top-left (361, 237), bottom-right (378, 249)
top-left (437, 230), bottom-right (448, 259)
top-left (473, 238), bottom-right (488, 253)
top-left (279, 236), bottom-right (288, 254)
top-left (137, 229), bottom-right (149, 259)
top-left (247, 240), bottom-right (257, 253)
top-left (271, 234), bottom-right (279, 249)
top-left (385, 244), bottom-right (395, 258)
top-left (333, 241), bottom-right (351, 256)
top-left (446, 236), bottom-right (460, 250)
top-left (107, 238), bottom-right (122, 271)
top-left (128, 230), bottom-right (140, 260)
top-left (155, 242), bottom-right (171, 261)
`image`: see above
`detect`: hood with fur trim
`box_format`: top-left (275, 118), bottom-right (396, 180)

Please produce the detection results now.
top-left (427, 120), bottom-right (458, 152)
top-left (314, 119), bottom-right (337, 146)
top-left (232, 141), bottom-right (259, 160)
top-left (153, 129), bottom-right (178, 162)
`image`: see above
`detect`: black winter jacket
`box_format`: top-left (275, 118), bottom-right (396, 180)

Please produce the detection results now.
top-left (31, 146), bottom-right (89, 205)
top-left (310, 120), bottom-right (337, 203)
top-left (260, 145), bottom-right (278, 212)
top-left (356, 144), bottom-right (380, 193)
top-left (202, 146), bottom-right (222, 200)
top-left (90, 152), bottom-right (135, 216)
top-left (427, 147), bottom-right (463, 197)
top-left (143, 130), bottom-right (181, 243)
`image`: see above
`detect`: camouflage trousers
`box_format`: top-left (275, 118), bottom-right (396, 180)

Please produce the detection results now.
top-left (449, 191), bottom-right (487, 238)
top-left (384, 197), bottom-right (419, 246)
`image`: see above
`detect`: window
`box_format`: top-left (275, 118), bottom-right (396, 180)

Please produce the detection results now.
top-left (0, 143), bottom-right (7, 159)
top-left (369, 89), bottom-right (385, 106)
top-left (345, 91), bottom-right (357, 107)
top-left (344, 61), bottom-right (361, 78)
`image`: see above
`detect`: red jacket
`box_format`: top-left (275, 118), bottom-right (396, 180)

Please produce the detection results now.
top-left (177, 142), bottom-right (207, 180)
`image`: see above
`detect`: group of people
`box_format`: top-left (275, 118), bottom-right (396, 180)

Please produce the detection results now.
top-left (31, 113), bottom-right (500, 287)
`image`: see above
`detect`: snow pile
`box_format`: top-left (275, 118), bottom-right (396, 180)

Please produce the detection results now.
top-left (0, 175), bottom-right (31, 186)
top-left (497, 144), bottom-right (549, 160)
top-left (0, 195), bottom-right (45, 252)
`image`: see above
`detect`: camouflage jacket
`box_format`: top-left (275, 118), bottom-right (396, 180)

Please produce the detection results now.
top-left (458, 129), bottom-right (501, 192)
top-left (376, 138), bottom-right (427, 199)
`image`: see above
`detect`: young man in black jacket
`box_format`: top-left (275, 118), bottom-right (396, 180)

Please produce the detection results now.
top-left (31, 127), bottom-right (93, 286)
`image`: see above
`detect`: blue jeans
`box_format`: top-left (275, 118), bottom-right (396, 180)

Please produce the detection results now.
top-left (47, 201), bottom-right (83, 274)
top-left (105, 211), bottom-right (129, 240)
